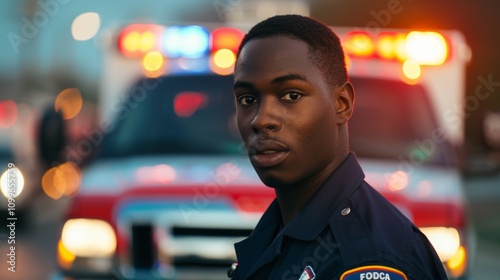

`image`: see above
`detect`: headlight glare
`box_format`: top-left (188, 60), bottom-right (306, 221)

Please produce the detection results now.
top-left (61, 219), bottom-right (117, 257)
top-left (420, 227), bottom-right (460, 262)
top-left (446, 245), bottom-right (467, 277)
top-left (0, 167), bottom-right (25, 198)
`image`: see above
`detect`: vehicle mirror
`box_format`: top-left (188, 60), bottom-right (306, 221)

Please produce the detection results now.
top-left (483, 111), bottom-right (500, 150)
top-left (37, 107), bottom-right (67, 166)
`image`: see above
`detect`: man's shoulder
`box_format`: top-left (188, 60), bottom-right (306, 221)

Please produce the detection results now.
top-left (327, 181), bottom-right (413, 262)
top-left (353, 181), bottom-right (412, 228)
top-left (327, 181), bottom-right (447, 279)
top-left (350, 181), bottom-right (433, 256)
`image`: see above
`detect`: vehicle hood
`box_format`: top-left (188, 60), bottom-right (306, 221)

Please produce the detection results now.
top-left (80, 155), bottom-right (263, 195)
top-left (360, 158), bottom-right (465, 203)
top-left (81, 156), bottom-right (464, 202)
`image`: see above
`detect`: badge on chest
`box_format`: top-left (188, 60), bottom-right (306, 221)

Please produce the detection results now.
top-left (340, 265), bottom-right (407, 280)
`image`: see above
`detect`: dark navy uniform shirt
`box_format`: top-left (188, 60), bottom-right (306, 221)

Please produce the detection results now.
top-left (231, 153), bottom-right (447, 280)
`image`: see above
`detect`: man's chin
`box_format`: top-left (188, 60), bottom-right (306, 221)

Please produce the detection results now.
top-left (256, 172), bottom-right (291, 189)
top-left (251, 161), bottom-right (299, 188)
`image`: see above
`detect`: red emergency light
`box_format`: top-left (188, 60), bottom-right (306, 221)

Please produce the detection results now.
top-left (343, 32), bottom-right (376, 58)
top-left (210, 27), bottom-right (244, 54)
top-left (117, 24), bottom-right (164, 58)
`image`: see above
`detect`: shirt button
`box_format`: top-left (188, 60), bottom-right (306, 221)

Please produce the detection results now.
top-left (341, 207), bottom-right (351, 216)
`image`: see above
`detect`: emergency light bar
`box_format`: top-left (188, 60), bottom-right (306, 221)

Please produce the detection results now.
top-left (117, 24), bottom-right (450, 78)
top-left (117, 25), bottom-right (242, 59)
top-left (343, 31), bottom-right (449, 66)
top-left (118, 24), bottom-right (244, 75)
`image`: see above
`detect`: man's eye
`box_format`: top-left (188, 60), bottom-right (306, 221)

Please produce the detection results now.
top-left (281, 92), bottom-right (302, 101)
top-left (238, 96), bottom-right (257, 105)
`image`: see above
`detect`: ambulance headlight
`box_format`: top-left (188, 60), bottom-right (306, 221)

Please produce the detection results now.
top-left (0, 167), bottom-right (24, 198)
top-left (420, 227), bottom-right (460, 262)
top-left (61, 219), bottom-right (117, 257)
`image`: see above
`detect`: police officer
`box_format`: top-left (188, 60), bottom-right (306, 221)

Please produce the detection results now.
top-left (229, 15), bottom-right (448, 279)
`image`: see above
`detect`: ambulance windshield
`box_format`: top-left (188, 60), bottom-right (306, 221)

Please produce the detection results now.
top-left (98, 74), bottom-right (453, 167)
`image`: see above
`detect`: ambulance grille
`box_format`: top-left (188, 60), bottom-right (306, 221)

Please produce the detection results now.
top-left (130, 224), bottom-right (155, 269)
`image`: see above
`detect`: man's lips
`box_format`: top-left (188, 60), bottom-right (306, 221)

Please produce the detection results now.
top-left (249, 140), bottom-right (289, 168)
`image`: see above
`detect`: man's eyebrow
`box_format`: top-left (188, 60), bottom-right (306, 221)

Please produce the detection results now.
top-left (233, 81), bottom-right (256, 91)
top-left (233, 73), bottom-right (309, 91)
top-left (272, 73), bottom-right (309, 84)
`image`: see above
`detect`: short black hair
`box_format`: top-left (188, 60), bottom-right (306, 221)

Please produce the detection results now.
top-left (237, 14), bottom-right (347, 87)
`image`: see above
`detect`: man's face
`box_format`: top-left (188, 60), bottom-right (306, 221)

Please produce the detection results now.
top-left (233, 36), bottom-right (347, 188)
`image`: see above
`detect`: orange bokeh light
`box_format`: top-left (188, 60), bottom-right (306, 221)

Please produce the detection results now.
top-left (42, 162), bottom-right (82, 199)
top-left (55, 88), bottom-right (83, 120)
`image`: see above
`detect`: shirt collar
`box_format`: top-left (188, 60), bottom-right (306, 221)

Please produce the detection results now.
top-left (234, 199), bottom-right (282, 278)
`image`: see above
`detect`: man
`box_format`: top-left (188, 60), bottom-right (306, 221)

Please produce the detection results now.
top-left (230, 14), bottom-right (447, 280)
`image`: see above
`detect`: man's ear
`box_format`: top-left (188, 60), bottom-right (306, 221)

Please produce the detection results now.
top-left (335, 81), bottom-right (355, 125)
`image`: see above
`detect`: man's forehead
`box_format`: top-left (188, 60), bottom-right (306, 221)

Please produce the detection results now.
top-left (238, 35), bottom-right (308, 56)
top-left (235, 36), bottom-right (312, 75)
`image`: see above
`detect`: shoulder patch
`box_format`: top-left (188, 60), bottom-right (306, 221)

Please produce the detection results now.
top-left (340, 265), bottom-right (407, 280)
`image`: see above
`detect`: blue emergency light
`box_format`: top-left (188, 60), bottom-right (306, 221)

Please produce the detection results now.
top-left (162, 26), bottom-right (210, 58)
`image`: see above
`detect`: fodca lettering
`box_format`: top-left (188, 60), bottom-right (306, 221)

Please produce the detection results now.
top-left (360, 272), bottom-right (391, 280)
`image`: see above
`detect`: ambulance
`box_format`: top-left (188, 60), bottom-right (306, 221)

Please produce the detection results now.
top-left (53, 21), bottom-right (473, 280)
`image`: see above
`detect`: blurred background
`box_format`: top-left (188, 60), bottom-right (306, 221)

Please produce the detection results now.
top-left (0, 0), bottom-right (499, 279)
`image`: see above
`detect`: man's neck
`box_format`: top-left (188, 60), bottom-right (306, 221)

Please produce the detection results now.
top-left (275, 151), bottom-right (349, 226)
top-left (275, 182), bottom-right (322, 226)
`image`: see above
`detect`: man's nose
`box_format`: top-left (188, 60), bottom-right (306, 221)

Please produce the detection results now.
top-left (250, 96), bottom-right (282, 133)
